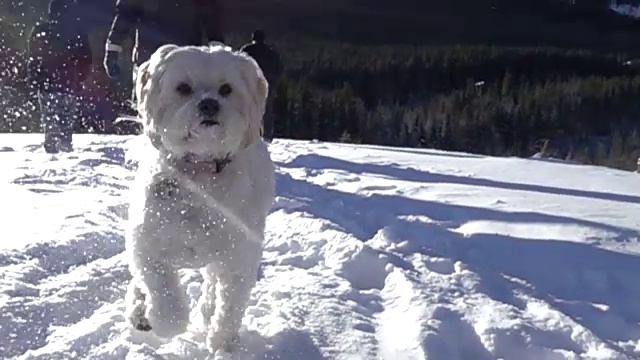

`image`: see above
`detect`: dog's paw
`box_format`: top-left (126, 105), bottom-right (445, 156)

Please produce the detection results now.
top-left (126, 291), bottom-right (152, 332)
top-left (128, 308), bottom-right (152, 332)
top-left (145, 293), bottom-right (190, 338)
top-left (135, 320), bottom-right (152, 332)
top-left (207, 326), bottom-right (240, 354)
top-left (198, 296), bottom-right (216, 329)
top-left (197, 279), bottom-right (217, 329)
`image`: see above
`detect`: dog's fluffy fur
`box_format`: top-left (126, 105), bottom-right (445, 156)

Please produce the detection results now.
top-left (124, 44), bottom-right (275, 354)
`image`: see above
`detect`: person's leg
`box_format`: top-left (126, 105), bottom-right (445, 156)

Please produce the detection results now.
top-left (80, 96), bottom-right (99, 133)
top-left (59, 94), bottom-right (81, 152)
top-left (131, 64), bottom-right (139, 111)
top-left (100, 100), bottom-right (116, 134)
top-left (262, 92), bottom-right (275, 143)
top-left (38, 91), bottom-right (61, 154)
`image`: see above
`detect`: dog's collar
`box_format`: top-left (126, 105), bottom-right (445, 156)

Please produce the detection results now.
top-left (167, 152), bottom-right (232, 175)
top-left (147, 132), bottom-right (236, 175)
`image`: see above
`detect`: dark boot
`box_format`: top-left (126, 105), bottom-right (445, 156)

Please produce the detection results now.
top-left (262, 98), bottom-right (275, 143)
top-left (59, 118), bottom-right (74, 152)
top-left (43, 132), bottom-right (61, 154)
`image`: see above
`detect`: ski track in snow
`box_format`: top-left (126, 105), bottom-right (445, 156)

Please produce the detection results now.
top-left (0, 134), bottom-right (639, 360)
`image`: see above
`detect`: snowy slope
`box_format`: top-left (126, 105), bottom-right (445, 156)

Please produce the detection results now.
top-left (1, 134), bottom-right (640, 360)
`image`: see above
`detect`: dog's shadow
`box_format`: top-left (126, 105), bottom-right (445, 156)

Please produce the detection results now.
top-left (153, 326), bottom-right (324, 360)
top-left (236, 328), bottom-right (324, 360)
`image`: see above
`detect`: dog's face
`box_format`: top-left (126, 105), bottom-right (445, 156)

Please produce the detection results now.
top-left (136, 44), bottom-right (269, 159)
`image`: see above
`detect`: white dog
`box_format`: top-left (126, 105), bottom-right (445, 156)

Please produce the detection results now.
top-left (123, 43), bottom-right (275, 354)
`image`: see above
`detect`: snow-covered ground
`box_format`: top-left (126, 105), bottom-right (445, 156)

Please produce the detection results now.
top-left (1, 134), bottom-right (640, 360)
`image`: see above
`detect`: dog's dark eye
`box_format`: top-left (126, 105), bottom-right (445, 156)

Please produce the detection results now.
top-left (218, 83), bottom-right (232, 97)
top-left (176, 82), bottom-right (193, 96)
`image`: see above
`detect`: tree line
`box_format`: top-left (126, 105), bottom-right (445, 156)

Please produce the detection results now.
top-left (264, 37), bottom-right (640, 171)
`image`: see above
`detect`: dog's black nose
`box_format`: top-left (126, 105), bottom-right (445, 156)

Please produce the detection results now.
top-left (197, 98), bottom-right (220, 118)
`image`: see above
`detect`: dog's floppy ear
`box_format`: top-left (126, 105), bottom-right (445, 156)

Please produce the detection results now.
top-left (134, 61), bottom-right (152, 122)
top-left (236, 53), bottom-right (269, 149)
top-left (135, 61), bottom-right (163, 148)
top-left (136, 44), bottom-right (179, 150)
top-left (135, 44), bottom-right (179, 120)
top-left (151, 44), bottom-right (180, 62)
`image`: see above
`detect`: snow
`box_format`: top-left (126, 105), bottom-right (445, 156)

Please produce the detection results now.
top-left (1, 134), bottom-right (640, 360)
top-left (610, 1), bottom-right (640, 18)
top-left (606, 0), bottom-right (640, 23)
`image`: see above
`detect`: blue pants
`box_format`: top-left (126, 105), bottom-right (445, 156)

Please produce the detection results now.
top-left (37, 92), bottom-right (80, 153)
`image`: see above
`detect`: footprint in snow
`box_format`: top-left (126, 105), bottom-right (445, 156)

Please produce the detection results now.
top-left (358, 184), bottom-right (398, 192)
top-left (271, 196), bottom-right (306, 212)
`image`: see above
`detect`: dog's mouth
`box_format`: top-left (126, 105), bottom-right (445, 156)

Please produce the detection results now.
top-left (200, 119), bottom-right (220, 127)
top-left (183, 119), bottom-right (222, 141)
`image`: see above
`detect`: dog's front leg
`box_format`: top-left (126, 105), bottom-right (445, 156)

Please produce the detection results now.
top-left (125, 278), bottom-right (152, 331)
top-left (197, 263), bottom-right (218, 330)
top-left (206, 270), bottom-right (256, 353)
top-left (135, 259), bottom-right (190, 339)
